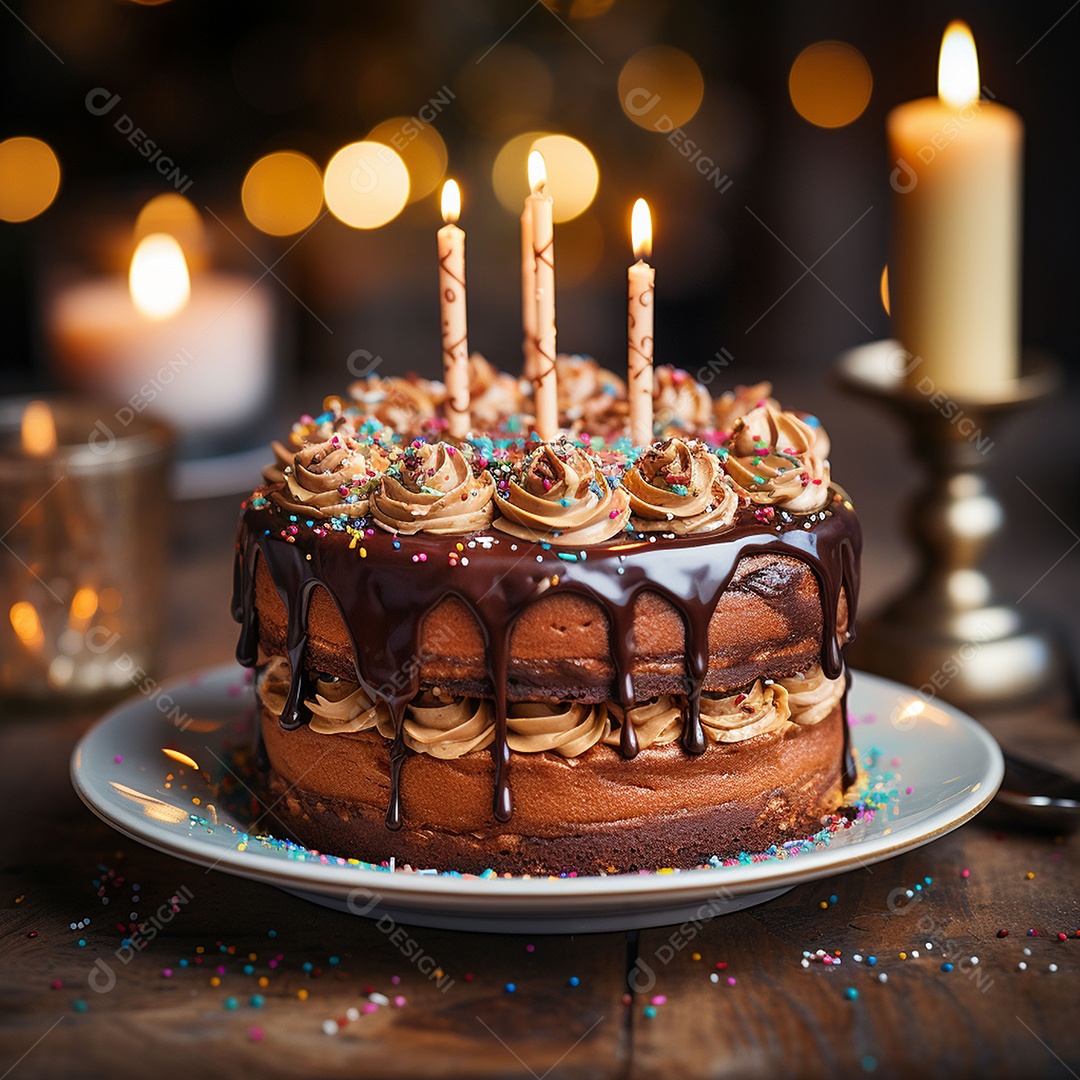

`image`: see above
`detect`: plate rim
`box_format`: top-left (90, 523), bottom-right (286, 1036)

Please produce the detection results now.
top-left (70, 664), bottom-right (1005, 902)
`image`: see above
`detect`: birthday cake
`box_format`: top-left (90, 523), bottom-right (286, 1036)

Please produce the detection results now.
top-left (232, 357), bottom-right (861, 874)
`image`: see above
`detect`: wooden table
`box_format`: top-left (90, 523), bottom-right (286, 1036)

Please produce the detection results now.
top-left (2, 493), bottom-right (1078, 1080)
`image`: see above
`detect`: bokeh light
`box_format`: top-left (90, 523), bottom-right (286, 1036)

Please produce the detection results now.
top-left (0, 137), bottom-right (60, 223)
top-left (618, 46), bottom-right (704, 131)
top-left (133, 194), bottom-right (205, 259)
top-left (457, 45), bottom-right (553, 136)
top-left (367, 117), bottom-right (447, 203)
top-left (323, 141), bottom-right (410, 229)
top-left (242, 151), bottom-right (323, 235)
top-left (492, 133), bottom-right (599, 223)
top-left (880, 265), bottom-right (890, 317)
top-left (789, 41), bottom-right (873, 128)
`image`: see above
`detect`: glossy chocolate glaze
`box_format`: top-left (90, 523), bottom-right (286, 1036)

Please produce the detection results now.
top-left (233, 495), bottom-right (861, 829)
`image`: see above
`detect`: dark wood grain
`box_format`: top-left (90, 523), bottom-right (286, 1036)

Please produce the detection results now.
top-left (1, 494), bottom-right (1078, 1079)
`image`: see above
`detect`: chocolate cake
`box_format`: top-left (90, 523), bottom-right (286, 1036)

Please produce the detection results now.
top-left (232, 359), bottom-right (861, 874)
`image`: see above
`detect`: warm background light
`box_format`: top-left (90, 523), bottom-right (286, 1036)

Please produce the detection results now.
top-left (440, 179), bottom-right (460, 224)
top-left (494, 134), bottom-right (598, 222)
top-left (631, 198), bottom-right (652, 260)
top-left (9, 602), bottom-right (44, 652)
top-left (133, 194), bottom-right (205, 268)
top-left (789, 41), bottom-right (873, 128)
top-left (128, 233), bottom-right (191, 320)
top-left (938, 21), bottom-right (979, 109)
top-left (323, 140), bottom-right (410, 229)
top-left (0, 136), bottom-right (61, 222)
top-left (618, 46), bottom-right (704, 130)
top-left (880, 265), bottom-right (891, 316)
top-left (21, 401), bottom-right (57, 456)
top-left (242, 150), bottom-right (323, 236)
top-left (368, 117), bottom-right (447, 203)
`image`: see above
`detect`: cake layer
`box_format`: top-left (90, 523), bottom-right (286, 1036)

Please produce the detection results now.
top-left (259, 700), bottom-right (846, 874)
top-left (249, 531), bottom-right (851, 701)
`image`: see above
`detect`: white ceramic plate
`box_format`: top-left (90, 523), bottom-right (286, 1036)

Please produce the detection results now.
top-left (71, 664), bottom-right (1003, 933)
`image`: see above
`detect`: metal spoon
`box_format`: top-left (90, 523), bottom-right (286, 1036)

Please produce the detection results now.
top-left (995, 750), bottom-right (1080, 831)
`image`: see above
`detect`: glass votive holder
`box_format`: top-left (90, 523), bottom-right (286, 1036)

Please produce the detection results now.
top-left (0, 396), bottom-right (173, 699)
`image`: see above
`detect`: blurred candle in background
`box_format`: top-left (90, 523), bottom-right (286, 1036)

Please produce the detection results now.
top-left (628, 198), bottom-right (655, 447)
top-left (887, 21), bottom-right (1023, 395)
top-left (0, 397), bottom-right (172, 699)
top-left (438, 179), bottom-right (470, 438)
top-left (47, 202), bottom-right (274, 447)
top-left (527, 151), bottom-right (558, 441)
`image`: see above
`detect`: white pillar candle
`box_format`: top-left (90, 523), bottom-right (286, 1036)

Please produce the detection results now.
top-left (48, 233), bottom-right (273, 439)
top-left (628, 198), bottom-right (655, 446)
top-left (888, 21), bottom-right (1023, 395)
top-left (527, 151), bottom-right (558, 441)
top-left (438, 179), bottom-right (470, 438)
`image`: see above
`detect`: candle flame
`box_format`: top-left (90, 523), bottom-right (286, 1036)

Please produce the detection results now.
top-left (21, 400), bottom-right (57, 456)
top-left (527, 149), bottom-right (547, 194)
top-left (129, 233), bottom-right (190, 320)
top-left (938, 21), bottom-right (979, 110)
top-left (631, 198), bottom-right (653, 260)
top-left (441, 178), bottom-right (461, 224)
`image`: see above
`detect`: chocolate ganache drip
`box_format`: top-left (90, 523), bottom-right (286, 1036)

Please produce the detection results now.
top-left (232, 493), bottom-right (860, 829)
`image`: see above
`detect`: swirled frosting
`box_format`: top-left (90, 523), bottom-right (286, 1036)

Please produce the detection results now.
top-left (557, 354), bottom-right (626, 427)
top-left (653, 365), bottom-right (713, 435)
top-left (604, 696), bottom-right (683, 752)
top-left (699, 679), bottom-right (791, 743)
top-left (624, 437), bottom-right (738, 534)
top-left (347, 374), bottom-right (441, 435)
top-left (372, 441), bottom-right (495, 535)
top-left (256, 656), bottom-right (291, 717)
top-left (507, 701), bottom-right (611, 756)
top-left (777, 666), bottom-right (844, 725)
top-left (259, 654), bottom-right (840, 756)
top-left (262, 435), bottom-right (388, 519)
top-left (468, 354), bottom-right (526, 429)
top-left (493, 440), bottom-right (631, 546)
top-left (397, 692), bottom-right (495, 758)
top-left (721, 403), bottom-right (831, 512)
top-left (712, 382), bottom-right (779, 438)
top-left (307, 676), bottom-right (387, 734)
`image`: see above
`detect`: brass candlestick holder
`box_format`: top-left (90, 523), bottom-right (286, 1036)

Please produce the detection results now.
top-left (834, 340), bottom-right (1068, 712)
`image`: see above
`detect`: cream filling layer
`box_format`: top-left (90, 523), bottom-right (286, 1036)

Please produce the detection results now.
top-left (256, 660), bottom-right (843, 758)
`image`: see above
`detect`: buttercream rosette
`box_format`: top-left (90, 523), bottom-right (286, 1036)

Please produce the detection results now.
top-left (721, 402), bottom-right (831, 512)
top-left (776, 666), bottom-right (844, 725)
top-left (371, 440), bottom-right (495, 535)
top-left (624, 437), bottom-right (737, 534)
top-left (556, 354), bottom-right (626, 428)
top-left (468, 353), bottom-right (527, 429)
top-left (603, 696), bottom-right (683, 752)
top-left (393, 692), bottom-right (495, 758)
top-left (712, 382), bottom-right (779, 438)
top-left (507, 701), bottom-right (611, 757)
top-left (262, 434), bottom-right (388, 519)
top-left (492, 440), bottom-right (630, 546)
top-left (652, 365), bottom-right (714, 436)
top-left (699, 679), bottom-right (791, 743)
top-left (347, 373), bottom-right (442, 436)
